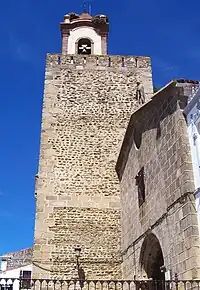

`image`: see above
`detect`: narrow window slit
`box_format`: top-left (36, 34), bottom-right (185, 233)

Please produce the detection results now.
top-left (135, 57), bottom-right (138, 67)
top-left (71, 56), bottom-right (74, 64)
top-left (96, 57), bottom-right (99, 66)
top-left (135, 166), bottom-right (145, 207)
top-left (122, 57), bottom-right (125, 67)
top-left (108, 57), bottom-right (111, 67)
top-left (58, 55), bottom-right (61, 65)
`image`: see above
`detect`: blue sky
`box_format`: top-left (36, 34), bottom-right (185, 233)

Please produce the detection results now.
top-left (0, 0), bottom-right (200, 254)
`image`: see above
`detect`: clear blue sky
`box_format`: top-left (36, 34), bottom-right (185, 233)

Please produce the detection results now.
top-left (0, 0), bottom-right (199, 255)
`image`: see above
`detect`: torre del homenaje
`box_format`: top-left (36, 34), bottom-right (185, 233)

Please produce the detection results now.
top-left (32, 10), bottom-right (153, 280)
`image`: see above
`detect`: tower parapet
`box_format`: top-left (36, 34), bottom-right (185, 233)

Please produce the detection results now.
top-left (46, 54), bottom-right (151, 70)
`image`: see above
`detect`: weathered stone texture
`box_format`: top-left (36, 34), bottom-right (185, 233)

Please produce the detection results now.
top-left (117, 82), bottom-right (200, 280)
top-left (49, 207), bottom-right (121, 278)
top-left (39, 55), bottom-right (152, 198)
top-left (33, 54), bottom-right (153, 279)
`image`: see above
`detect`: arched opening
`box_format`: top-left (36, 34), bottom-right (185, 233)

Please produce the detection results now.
top-left (77, 38), bottom-right (92, 55)
top-left (133, 124), bottom-right (142, 149)
top-left (139, 233), bottom-right (165, 287)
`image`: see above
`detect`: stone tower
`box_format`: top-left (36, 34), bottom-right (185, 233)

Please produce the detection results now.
top-left (33, 10), bottom-right (153, 280)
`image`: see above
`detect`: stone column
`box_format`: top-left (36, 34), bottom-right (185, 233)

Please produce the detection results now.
top-left (101, 33), bottom-right (108, 55)
top-left (61, 29), bottom-right (69, 53)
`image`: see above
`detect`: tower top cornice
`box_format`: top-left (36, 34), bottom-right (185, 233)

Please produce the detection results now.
top-left (61, 12), bottom-right (109, 26)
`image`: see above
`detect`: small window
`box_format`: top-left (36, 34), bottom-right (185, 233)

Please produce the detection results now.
top-left (134, 126), bottom-right (142, 149)
top-left (78, 38), bottom-right (91, 55)
top-left (156, 122), bottom-right (161, 139)
top-left (20, 270), bottom-right (31, 289)
top-left (135, 167), bottom-right (145, 207)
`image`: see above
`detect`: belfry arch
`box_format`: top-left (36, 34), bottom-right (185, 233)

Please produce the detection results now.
top-left (139, 233), bottom-right (165, 281)
top-left (76, 38), bottom-right (93, 55)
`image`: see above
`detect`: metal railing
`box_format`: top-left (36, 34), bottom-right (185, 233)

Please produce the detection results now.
top-left (1, 279), bottom-right (200, 290)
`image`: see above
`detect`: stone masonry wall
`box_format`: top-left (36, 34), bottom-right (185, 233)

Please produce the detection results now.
top-left (117, 83), bottom-right (200, 280)
top-left (49, 207), bottom-right (121, 278)
top-left (33, 54), bottom-right (153, 279)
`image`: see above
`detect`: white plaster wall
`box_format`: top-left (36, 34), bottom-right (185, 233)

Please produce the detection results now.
top-left (187, 103), bottom-right (200, 189)
top-left (0, 264), bottom-right (32, 290)
top-left (187, 106), bottom-right (200, 234)
top-left (188, 123), bottom-right (200, 188)
top-left (67, 27), bottom-right (102, 55)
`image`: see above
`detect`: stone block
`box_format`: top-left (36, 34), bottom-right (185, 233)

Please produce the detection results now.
top-left (46, 196), bottom-right (58, 200)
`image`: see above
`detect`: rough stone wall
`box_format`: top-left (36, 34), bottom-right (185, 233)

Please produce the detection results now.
top-left (117, 83), bottom-right (200, 280)
top-left (49, 207), bottom-right (121, 278)
top-left (33, 54), bottom-right (153, 279)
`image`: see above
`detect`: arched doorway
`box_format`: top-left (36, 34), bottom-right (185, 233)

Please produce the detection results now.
top-left (139, 233), bottom-right (165, 289)
top-left (77, 38), bottom-right (92, 54)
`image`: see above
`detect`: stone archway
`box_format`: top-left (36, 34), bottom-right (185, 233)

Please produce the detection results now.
top-left (139, 233), bottom-right (165, 281)
top-left (76, 38), bottom-right (93, 55)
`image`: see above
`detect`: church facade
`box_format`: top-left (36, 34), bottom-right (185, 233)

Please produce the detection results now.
top-left (33, 10), bottom-right (153, 279)
top-left (116, 80), bottom-right (200, 280)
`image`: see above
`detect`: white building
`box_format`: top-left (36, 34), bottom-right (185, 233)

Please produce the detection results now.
top-left (0, 249), bottom-right (32, 290)
top-left (184, 82), bottom-right (200, 232)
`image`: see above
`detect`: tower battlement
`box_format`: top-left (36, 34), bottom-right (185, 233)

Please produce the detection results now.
top-left (46, 54), bottom-right (151, 70)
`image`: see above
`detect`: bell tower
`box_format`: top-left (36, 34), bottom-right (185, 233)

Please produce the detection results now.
top-left (60, 12), bottom-right (109, 55)
top-left (33, 7), bottom-right (153, 281)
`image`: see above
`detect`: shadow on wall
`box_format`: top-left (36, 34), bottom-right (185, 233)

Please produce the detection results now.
top-left (139, 233), bottom-right (165, 281)
top-left (116, 82), bottom-right (188, 181)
